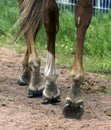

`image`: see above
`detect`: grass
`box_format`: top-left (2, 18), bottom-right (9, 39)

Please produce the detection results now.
top-left (0, 0), bottom-right (111, 73)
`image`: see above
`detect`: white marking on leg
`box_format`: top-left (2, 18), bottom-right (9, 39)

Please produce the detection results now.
top-left (44, 51), bottom-right (58, 82)
top-left (78, 16), bottom-right (81, 25)
top-left (18, 75), bottom-right (26, 84)
top-left (43, 51), bottom-right (59, 98)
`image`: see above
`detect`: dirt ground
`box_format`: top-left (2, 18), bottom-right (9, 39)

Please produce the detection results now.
top-left (0, 47), bottom-right (111, 130)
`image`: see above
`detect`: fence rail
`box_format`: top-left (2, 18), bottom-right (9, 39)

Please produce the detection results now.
top-left (56, 0), bottom-right (111, 14)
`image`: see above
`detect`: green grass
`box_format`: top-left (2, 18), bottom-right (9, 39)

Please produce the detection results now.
top-left (0, 0), bottom-right (111, 73)
top-left (0, 0), bottom-right (19, 39)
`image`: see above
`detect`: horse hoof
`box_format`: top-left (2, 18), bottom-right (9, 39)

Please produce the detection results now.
top-left (16, 79), bottom-right (28, 86)
top-left (42, 95), bottom-right (61, 104)
top-left (38, 85), bottom-right (45, 97)
top-left (63, 100), bottom-right (84, 119)
top-left (28, 89), bottom-right (38, 98)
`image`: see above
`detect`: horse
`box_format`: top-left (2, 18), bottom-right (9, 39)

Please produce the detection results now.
top-left (16, 0), bottom-right (93, 119)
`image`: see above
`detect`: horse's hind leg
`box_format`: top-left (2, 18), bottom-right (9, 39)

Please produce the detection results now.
top-left (17, 25), bottom-right (41, 86)
top-left (17, 0), bottom-right (30, 86)
top-left (42, 0), bottom-right (60, 104)
top-left (17, 48), bottom-right (30, 86)
top-left (63, 0), bottom-right (93, 119)
top-left (17, 23), bottom-right (42, 98)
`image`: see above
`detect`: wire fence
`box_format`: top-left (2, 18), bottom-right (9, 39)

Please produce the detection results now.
top-left (56, 0), bottom-right (111, 15)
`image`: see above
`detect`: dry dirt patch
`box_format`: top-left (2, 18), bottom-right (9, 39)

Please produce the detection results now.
top-left (0, 47), bottom-right (111, 130)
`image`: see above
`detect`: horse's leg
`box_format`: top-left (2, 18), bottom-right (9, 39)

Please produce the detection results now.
top-left (63, 0), bottom-right (93, 118)
top-left (17, 0), bottom-right (42, 94)
top-left (42, 0), bottom-right (60, 104)
top-left (16, 0), bottom-right (30, 86)
top-left (16, 26), bottom-right (41, 86)
top-left (25, 27), bottom-right (43, 97)
top-left (16, 47), bottom-right (30, 86)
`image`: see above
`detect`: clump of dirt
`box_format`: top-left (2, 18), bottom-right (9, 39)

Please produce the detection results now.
top-left (0, 47), bottom-right (111, 130)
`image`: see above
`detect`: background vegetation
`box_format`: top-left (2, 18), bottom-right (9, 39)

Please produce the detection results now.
top-left (0, 0), bottom-right (111, 73)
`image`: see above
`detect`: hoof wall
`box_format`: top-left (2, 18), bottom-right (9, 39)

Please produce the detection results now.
top-left (28, 89), bottom-right (39, 98)
top-left (42, 96), bottom-right (61, 104)
top-left (38, 86), bottom-right (45, 97)
top-left (63, 100), bottom-right (84, 119)
top-left (16, 79), bottom-right (28, 86)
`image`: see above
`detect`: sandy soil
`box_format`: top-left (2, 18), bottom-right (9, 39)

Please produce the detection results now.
top-left (0, 47), bottom-right (111, 130)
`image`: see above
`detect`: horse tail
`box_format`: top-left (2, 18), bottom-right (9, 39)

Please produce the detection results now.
top-left (16, 0), bottom-right (45, 39)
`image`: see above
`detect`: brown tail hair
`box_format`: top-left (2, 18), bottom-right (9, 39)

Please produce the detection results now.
top-left (16, 0), bottom-right (45, 39)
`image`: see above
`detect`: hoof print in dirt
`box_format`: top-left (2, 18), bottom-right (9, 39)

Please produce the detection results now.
top-left (42, 96), bottom-right (61, 105)
top-left (63, 100), bottom-right (84, 119)
top-left (28, 89), bottom-right (39, 98)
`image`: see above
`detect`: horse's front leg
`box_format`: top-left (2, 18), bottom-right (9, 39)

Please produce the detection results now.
top-left (63, 0), bottom-right (93, 119)
top-left (42, 0), bottom-right (60, 104)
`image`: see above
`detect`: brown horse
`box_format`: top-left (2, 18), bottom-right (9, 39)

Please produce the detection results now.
top-left (16, 0), bottom-right (93, 119)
